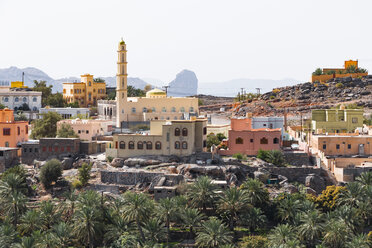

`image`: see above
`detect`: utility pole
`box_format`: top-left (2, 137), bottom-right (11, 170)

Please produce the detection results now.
top-left (256, 88), bottom-right (261, 96)
top-left (163, 86), bottom-right (169, 96)
top-left (22, 72), bottom-right (24, 84)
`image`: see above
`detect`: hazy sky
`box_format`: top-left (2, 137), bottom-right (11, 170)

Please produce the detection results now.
top-left (2, 0), bottom-right (372, 85)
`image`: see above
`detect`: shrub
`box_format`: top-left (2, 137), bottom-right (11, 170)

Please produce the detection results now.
top-left (269, 95), bottom-right (275, 100)
top-left (106, 156), bottom-right (113, 163)
top-left (309, 185), bottom-right (346, 211)
top-left (78, 163), bottom-right (92, 186)
top-left (335, 83), bottom-right (343, 88)
top-left (233, 153), bottom-right (243, 160)
top-left (71, 179), bottom-right (83, 189)
top-left (40, 159), bottom-right (62, 188)
top-left (312, 68), bottom-right (323, 76)
top-left (272, 88), bottom-right (280, 94)
top-left (207, 134), bottom-right (220, 149)
top-left (257, 150), bottom-right (285, 167)
top-left (216, 133), bottom-right (227, 142)
top-left (238, 235), bottom-right (269, 248)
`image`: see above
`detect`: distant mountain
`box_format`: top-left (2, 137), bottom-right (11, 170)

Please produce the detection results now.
top-left (168, 70), bottom-right (198, 97)
top-left (199, 78), bottom-right (301, 97)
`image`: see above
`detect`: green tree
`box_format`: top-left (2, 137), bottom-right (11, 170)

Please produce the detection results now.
top-left (238, 235), bottom-right (268, 248)
top-left (337, 182), bottom-right (363, 207)
top-left (356, 172), bottom-right (372, 187)
top-left (240, 178), bottom-right (269, 208)
top-left (0, 223), bottom-right (20, 248)
top-left (15, 113), bottom-right (28, 121)
top-left (127, 85), bottom-right (145, 97)
top-left (39, 159), bottom-right (62, 188)
top-left (180, 208), bottom-right (204, 238)
top-left (30, 112), bottom-right (62, 139)
top-left (242, 207), bottom-right (267, 232)
top-left (52, 222), bottom-right (73, 248)
top-left (78, 162), bottom-right (92, 186)
top-left (66, 101), bottom-right (80, 108)
top-left (297, 210), bottom-right (325, 247)
top-left (56, 123), bottom-right (79, 138)
top-left (206, 134), bottom-right (220, 149)
top-left (312, 68), bottom-right (323, 76)
top-left (18, 210), bottom-right (43, 236)
top-left (47, 92), bottom-right (65, 107)
top-left (276, 195), bottom-right (302, 224)
top-left (257, 150), bottom-right (285, 166)
top-left (156, 198), bottom-right (177, 245)
top-left (216, 133), bottom-right (226, 142)
top-left (32, 80), bottom-right (52, 107)
top-left (187, 176), bottom-right (218, 212)
top-left (142, 218), bottom-right (166, 244)
top-left (268, 224), bottom-right (299, 248)
top-left (40, 200), bottom-right (61, 230)
top-left (345, 234), bottom-right (371, 248)
top-left (196, 217), bottom-right (233, 248)
top-left (322, 219), bottom-right (350, 248)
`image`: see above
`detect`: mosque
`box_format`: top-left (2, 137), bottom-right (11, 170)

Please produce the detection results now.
top-left (105, 40), bottom-right (198, 128)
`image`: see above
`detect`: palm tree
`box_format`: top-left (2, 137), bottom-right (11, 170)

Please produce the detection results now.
top-left (337, 182), bottom-right (363, 207)
top-left (195, 217), bottom-right (233, 248)
top-left (121, 191), bottom-right (154, 242)
top-left (276, 196), bottom-right (302, 224)
top-left (12, 236), bottom-right (37, 248)
top-left (40, 200), bottom-right (61, 230)
top-left (104, 212), bottom-right (133, 245)
top-left (240, 178), bottom-right (269, 208)
top-left (187, 176), bottom-right (218, 212)
top-left (142, 218), bottom-right (166, 244)
top-left (217, 187), bottom-right (249, 230)
top-left (0, 223), bottom-right (20, 248)
top-left (180, 208), bottom-right (205, 238)
top-left (62, 190), bottom-right (78, 221)
top-left (356, 172), bottom-right (372, 187)
top-left (52, 222), bottom-right (73, 248)
top-left (18, 210), bottom-right (43, 236)
top-left (322, 219), bottom-right (350, 248)
top-left (156, 198), bottom-right (177, 245)
top-left (297, 210), bottom-right (325, 247)
top-left (268, 224), bottom-right (296, 247)
top-left (243, 207), bottom-right (266, 232)
top-left (345, 234), bottom-right (371, 248)
top-left (334, 205), bottom-right (362, 234)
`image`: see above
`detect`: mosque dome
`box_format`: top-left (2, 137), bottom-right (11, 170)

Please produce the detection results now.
top-left (146, 88), bottom-right (166, 98)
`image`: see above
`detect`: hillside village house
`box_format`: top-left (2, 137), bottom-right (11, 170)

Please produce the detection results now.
top-left (57, 119), bottom-right (112, 141)
top-left (311, 107), bottom-right (364, 134)
top-left (109, 40), bottom-right (198, 128)
top-left (106, 118), bottom-right (207, 158)
top-left (219, 117), bottom-right (282, 156)
top-left (0, 109), bottom-right (28, 147)
top-left (63, 74), bottom-right (106, 107)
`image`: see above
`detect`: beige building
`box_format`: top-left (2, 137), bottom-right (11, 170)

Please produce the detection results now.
top-left (207, 124), bottom-right (230, 138)
top-left (115, 40), bottom-right (198, 127)
top-left (63, 74), bottom-right (106, 107)
top-left (106, 118), bottom-right (207, 158)
top-left (57, 119), bottom-right (112, 141)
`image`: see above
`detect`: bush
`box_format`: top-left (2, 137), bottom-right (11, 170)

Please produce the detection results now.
top-left (233, 153), bottom-right (244, 160)
top-left (216, 133), bottom-right (227, 142)
top-left (238, 235), bottom-right (269, 248)
top-left (40, 159), bottom-right (62, 188)
top-left (78, 163), bottom-right (92, 186)
top-left (71, 179), bottom-right (83, 189)
top-left (312, 68), bottom-right (323, 76)
top-left (207, 134), bottom-right (220, 149)
top-left (106, 156), bottom-right (113, 163)
top-left (335, 82), bottom-right (343, 88)
top-left (257, 150), bottom-right (285, 166)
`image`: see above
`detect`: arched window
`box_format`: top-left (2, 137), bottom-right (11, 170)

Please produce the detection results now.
top-left (15, 97), bottom-right (19, 102)
top-left (128, 141), bottom-right (135, 149)
top-left (162, 107), bottom-right (166, 112)
top-left (155, 141), bottom-right (161, 150)
top-left (171, 107), bottom-right (176, 112)
top-left (143, 107), bottom-right (147, 113)
top-left (175, 141), bottom-right (180, 149)
top-left (5, 142), bottom-right (9, 147)
top-left (152, 107), bottom-right (156, 112)
top-left (119, 141), bottom-right (125, 149)
top-left (182, 128), bottom-right (188, 136)
top-left (260, 138), bottom-right (268, 144)
top-left (32, 97), bottom-right (37, 102)
top-left (17, 127), bottom-right (20, 135)
top-left (137, 141), bottom-right (143, 149)
top-left (23, 97), bottom-right (27, 102)
top-left (182, 141), bottom-right (188, 149)
top-left (180, 107), bottom-right (185, 113)
top-left (104, 108), bottom-right (107, 115)
top-left (146, 141), bottom-right (152, 150)
top-left (33, 107), bottom-right (37, 111)
top-left (4, 97), bottom-right (8, 102)
top-left (190, 107), bottom-right (194, 112)
top-left (89, 81), bottom-right (91, 86)
top-left (175, 128), bottom-right (180, 136)
top-left (273, 137), bottom-right (279, 144)
top-left (236, 137), bottom-right (243, 144)
top-left (131, 107), bottom-right (136, 113)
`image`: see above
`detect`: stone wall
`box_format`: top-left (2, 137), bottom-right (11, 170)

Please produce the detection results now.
top-left (284, 152), bottom-right (313, 166)
top-left (266, 167), bottom-right (321, 184)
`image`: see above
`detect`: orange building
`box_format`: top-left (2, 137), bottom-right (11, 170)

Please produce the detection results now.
top-left (0, 109), bottom-right (29, 147)
top-left (63, 74), bottom-right (106, 107)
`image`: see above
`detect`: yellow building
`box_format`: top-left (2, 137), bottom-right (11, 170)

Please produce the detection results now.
top-left (106, 118), bottom-right (207, 158)
top-left (11, 81), bottom-right (28, 88)
top-left (63, 74), bottom-right (106, 107)
top-left (115, 40), bottom-right (198, 127)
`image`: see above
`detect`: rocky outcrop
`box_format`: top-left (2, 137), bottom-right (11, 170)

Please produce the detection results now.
top-left (168, 70), bottom-right (198, 97)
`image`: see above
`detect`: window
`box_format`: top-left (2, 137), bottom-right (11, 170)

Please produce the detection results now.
top-left (269, 124), bottom-right (273, 129)
top-left (93, 89), bottom-right (96, 93)
top-left (323, 144), bottom-right (326, 150)
top-left (146, 141), bottom-right (152, 150)
top-left (336, 144), bottom-right (340, 149)
top-left (78, 130), bottom-right (81, 134)
top-left (203, 140), bottom-right (207, 148)
top-left (236, 137), bottom-right (243, 144)
top-left (273, 138), bottom-right (279, 144)
top-left (49, 146), bottom-right (52, 152)
top-left (143, 107), bottom-right (147, 113)
top-left (175, 141), bottom-right (180, 149)
top-left (54, 147), bottom-right (58, 152)
top-left (17, 127), bottom-right (20, 135)
top-left (129, 141), bottom-right (135, 149)
top-left (162, 107), bottom-right (166, 112)
top-left (26, 125), bottom-right (28, 134)
top-left (263, 124), bottom-right (267, 127)
top-left (131, 107), bottom-right (136, 113)
top-left (42, 146), bottom-right (47, 152)
top-left (166, 132), bottom-right (170, 141)
top-left (35, 148), bottom-right (38, 153)
top-left (23, 97), bottom-right (27, 102)
top-left (119, 141), bottom-right (125, 149)
top-left (15, 97), bottom-right (19, 102)
top-left (171, 107), bottom-right (176, 112)
top-left (5, 142), bottom-right (9, 147)
top-left (152, 107), bottom-right (156, 112)
top-left (137, 142), bottom-right (143, 149)
top-left (89, 81), bottom-right (91, 86)
top-left (348, 144), bottom-right (351, 149)
top-left (352, 117), bottom-right (358, 123)
top-left (60, 147), bottom-right (63, 152)
top-left (190, 107), bottom-right (194, 112)
top-left (182, 141), bottom-right (188, 149)
top-left (4, 97), bottom-right (8, 102)
top-left (203, 127), bottom-right (207, 135)
top-left (182, 128), bottom-right (188, 136)
top-left (33, 97), bottom-right (37, 102)
top-left (86, 130), bottom-right (89, 134)
top-left (260, 138), bottom-right (268, 144)
top-left (155, 141), bottom-right (161, 150)
top-left (3, 128), bottom-right (10, 136)
top-left (33, 107), bottom-right (37, 111)
top-left (67, 146), bottom-right (71, 152)
top-left (180, 107), bottom-right (185, 113)
top-left (175, 128), bottom-right (180, 136)
top-left (24, 148), bottom-right (27, 153)
top-left (250, 139), bottom-right (254, 143)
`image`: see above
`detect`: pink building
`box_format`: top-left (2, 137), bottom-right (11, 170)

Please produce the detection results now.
top-left (219, 118), bottom-right (282, 156)
top-left (57, 119), bottom-right (112, 141)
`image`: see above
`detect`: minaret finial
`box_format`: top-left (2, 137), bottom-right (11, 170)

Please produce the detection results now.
top-left (120, 37), bottom-right (125, 45)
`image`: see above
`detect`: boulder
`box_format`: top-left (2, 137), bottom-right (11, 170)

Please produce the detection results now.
top-left (124, 158), bottom-right (161, 167)
top-left (254, 168), bottom-right (270, 183)
top-left (111, 158), bottom-right (125, 168)
top-left (305, 174), bottom-right (325, 194)
top-left (305, 187), bottom-right (317, 196)
top-left (61, 157), bottom-right (74, 170)
top-left (283, 183), bottom-right (298, 194)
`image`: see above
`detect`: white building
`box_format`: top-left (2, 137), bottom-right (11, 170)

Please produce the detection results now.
top-left (0, 88), bottom-right (42, 112)
top-left (39, 107), bottom-right (90, 119)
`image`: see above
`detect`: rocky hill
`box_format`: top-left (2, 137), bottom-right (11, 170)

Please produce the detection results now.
top-left (168, 70), bottom-right (198, 97)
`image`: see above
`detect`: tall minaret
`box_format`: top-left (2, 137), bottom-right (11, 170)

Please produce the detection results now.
top-left (116, 39), bottom-right (128, 127)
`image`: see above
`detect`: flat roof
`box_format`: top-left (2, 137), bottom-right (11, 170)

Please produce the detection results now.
top-left (0, 147), bottom-right (19, 151)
